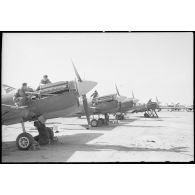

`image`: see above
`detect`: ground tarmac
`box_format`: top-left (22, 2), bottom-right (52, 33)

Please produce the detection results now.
top-left (1, 111), bottom-right (194, 162)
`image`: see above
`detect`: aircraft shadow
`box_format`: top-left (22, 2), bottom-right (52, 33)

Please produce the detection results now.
top-left (81, 124), bottom-right (119, 131)
top-left (121, 125), bottom-right (165, 128)
top-left (1, 132), bottom-right (103, 161)
top-left (1, 131), bottom-right (191, 162)
top-left (46, 122), bottom-right (62, 125)
top-left (54, 135), bottom-right (191, 162)
top-left (120, 118), bottom-right (138, 123)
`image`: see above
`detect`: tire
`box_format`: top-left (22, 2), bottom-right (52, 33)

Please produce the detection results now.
top-left (144, 113), bottom-right (149, 118)
top-left (16, 132), bottom-right (34, 150)
top-left (91, 119), bottom-right (98, 127)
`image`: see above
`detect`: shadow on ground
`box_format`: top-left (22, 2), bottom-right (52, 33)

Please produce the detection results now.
top-left (123, 125), bottom-right (165, 128)
top-left (1, 131), bottom-right (191, 162)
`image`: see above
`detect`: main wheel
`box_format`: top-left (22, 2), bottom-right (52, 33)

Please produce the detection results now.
top-left (91, 119), bottom-right (98, 127)
top-left (121, 115), bottom-right (125, 120)
top-left (144, 113), bottom-right (150, 118)
top-left (16, 132), bottom-right (34, 150)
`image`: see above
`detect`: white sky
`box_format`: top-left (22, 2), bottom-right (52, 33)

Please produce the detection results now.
top-left (2, 32), bottom-right (193, 105)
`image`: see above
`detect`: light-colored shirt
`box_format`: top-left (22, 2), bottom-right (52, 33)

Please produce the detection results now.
top-left (40, 78), bottom-right (51, 85)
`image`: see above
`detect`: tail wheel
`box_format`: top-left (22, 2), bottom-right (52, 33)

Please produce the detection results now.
top-left (91, 119), bottom-right (98, 127)
top-left (16, 132), bottom-right (34, 150)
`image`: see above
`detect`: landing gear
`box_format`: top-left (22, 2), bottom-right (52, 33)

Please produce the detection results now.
top-left (99, 118), bottom-right (105, 125)
top-left (104, 113), bottom-right (109, 125)
top-left (144, 112), bottom-right (150, 118)
top-left (144, 109), bottom-right (159, 118)
top-left (115, 113), bottom-right (125, 120)
top-left (91, 119), bottom-right (98, 127)
top-left (16, 120), bottom-right (35, 150)
top-left (16, 132), bottom-right (34, 150)
top-left (90, 113), bottom-right (110, 127)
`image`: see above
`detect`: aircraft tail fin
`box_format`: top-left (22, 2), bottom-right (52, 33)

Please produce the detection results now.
top-left (2, 84), bottom-right (16, 93)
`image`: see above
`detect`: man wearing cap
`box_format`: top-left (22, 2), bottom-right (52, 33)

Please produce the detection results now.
top-left (33, 120), bottom-right (56, 145)
top-left (13, 83), bottom-right (33, 106)
top-left (40, 75), bottom-right (51, 85)
top-left (91, 90), bottom-right (99, 105)
top-left (36, 75), bottom-right (52, 91)
top-left (91, 90), bottom-right (99, 99)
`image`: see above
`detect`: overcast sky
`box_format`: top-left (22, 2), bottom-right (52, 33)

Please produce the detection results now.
top-left (2, 32), bottom-right (193, 105)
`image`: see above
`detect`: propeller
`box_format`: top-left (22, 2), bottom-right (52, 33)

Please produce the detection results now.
top-left (72, 61), bottom-right (91, 129)
top-left (115, 83), bottom-right (124, 112)
top-left (132, 91), bottom-right (135, 99)
top-left (156, 96), bottom-right (160, 106)
top-left (131, 91), bottom-right (139, 106)
top-left (155, 96), bottom-right (162, 111)
top-left (115, 83), bottom-right (120, 96)
top-left (115, 83), bottom-right (127, 102)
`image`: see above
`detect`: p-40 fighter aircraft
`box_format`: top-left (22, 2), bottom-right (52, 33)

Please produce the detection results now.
top-left (114, 86), bottom-right (139, 120)
top-left (75, 93), bottom-right (120, 127)
top-left (155, 98), bottom-right (189, 112)
top-left (159, 102), bottom-right (186, 112)
top-left (2, 65), bottom-right (97, 150)
top-left (74, 84), bottom-right (139, 127)
top-left (131, 96), bottom-right (159, 118)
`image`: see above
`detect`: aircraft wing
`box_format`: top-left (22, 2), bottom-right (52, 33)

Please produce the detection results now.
top-left (2, 104), bottom-right (31, 125)
top-left (159, 106), bottom-right (174, 109)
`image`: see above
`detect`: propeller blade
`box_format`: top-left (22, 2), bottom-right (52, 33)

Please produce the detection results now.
top-left (156, 96), bottom-right (159, 103)
top-left (115, 83), bottom-right (120, 96)
top-left (72, 60), bottom-right (82, 82)
top-left (132, 91), bottom-right (134, 99)
top-left (74, 78), bottom-right (78, 93)
top-left (82, 95), bottom-right (91, 129)
top-left (72, 61), bottom-right (91, 128)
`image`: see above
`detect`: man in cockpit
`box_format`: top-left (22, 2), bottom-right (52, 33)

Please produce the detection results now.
top-left (13, 82), bottom-right (33, 107)
top-left (37, 75), bottom-right (52, 90)
top-left (40, 75), bottom-right (51, 85)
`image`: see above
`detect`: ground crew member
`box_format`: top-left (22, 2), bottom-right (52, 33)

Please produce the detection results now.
top-left (13, 83), bottom-right (33, 107)
top-left (91, 90), bottom-right (99, 99)
top-left (40, 75), bottom-right (51, 85)
top-left (33, 120), bottom-right (55, 145)
top-left (37, 75), bottom-right (52, 91)
top-left (91, 90), bottom-right (99, 104)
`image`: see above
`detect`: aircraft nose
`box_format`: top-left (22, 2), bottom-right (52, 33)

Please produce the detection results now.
top-left (76, 80), bottom-right (97, 96)
top-left (117, 96), bottom-right (127, 102)
top-left (122, 97), bottom-right (133, 103)
top-left (133, 98), bottom-right (139, 103)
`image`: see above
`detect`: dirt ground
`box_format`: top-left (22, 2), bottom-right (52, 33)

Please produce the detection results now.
top-left (1, 111), bottom-right (194, 162)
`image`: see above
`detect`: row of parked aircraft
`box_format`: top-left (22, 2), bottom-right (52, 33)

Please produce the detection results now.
top-left (2, 63), bottom-right (193, 150)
